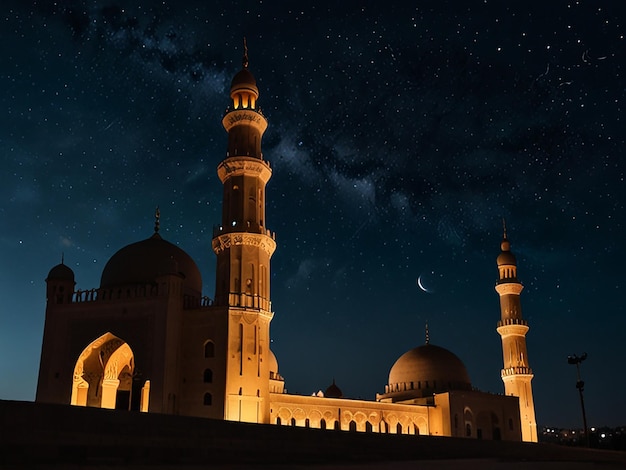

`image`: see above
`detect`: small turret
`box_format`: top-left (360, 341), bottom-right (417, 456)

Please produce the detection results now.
top-left (46, 257), bottom-right (75, 305)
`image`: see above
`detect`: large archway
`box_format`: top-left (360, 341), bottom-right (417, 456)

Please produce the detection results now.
top-left (71, 332), bottom-right (147, 411)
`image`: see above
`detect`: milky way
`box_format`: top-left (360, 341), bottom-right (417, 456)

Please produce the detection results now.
top-left (1, 1), bottom-right (624, 427)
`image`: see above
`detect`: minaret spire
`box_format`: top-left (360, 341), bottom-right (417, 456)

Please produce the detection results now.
top-left (154, 206), bottom-right (160, 234)
top-left (242, 37), bottom-right (249, 69)
top-left (425, 321), bottom-right (430, 345)
top-left (495, 228), bottom-right (537, 442)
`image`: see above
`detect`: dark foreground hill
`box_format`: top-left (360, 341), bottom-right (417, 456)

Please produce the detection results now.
top-left (1, 399), bottom-right (625, 469)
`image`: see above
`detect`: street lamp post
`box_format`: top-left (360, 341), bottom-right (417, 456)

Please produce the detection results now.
top-left (567, 352), bottom-right (589, 447)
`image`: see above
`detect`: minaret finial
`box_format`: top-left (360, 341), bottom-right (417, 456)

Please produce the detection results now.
top-left (154, 206), bottom-right (160, 233)
top-left (61, 252), bottom-right (65, 265)
top-left (425, 321), bottom-right (430, 345)
top-left (502, 217), bottom-right (508, 240)
top-left (242, 37), bottom-right (249, 69)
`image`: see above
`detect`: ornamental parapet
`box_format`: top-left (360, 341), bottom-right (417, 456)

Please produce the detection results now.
top-left (501, 366), bottom-right (533, 377)
top-left (213, 224), bottom-right (275, 239)
top-left (217, 156), bottom-right (272, 183)
top-left (212, 231), bottom-right (277, 257)
top-left (226, 293), bottom-right (273, 314)
top-left (63, 287), bottom-right (211, 310)
top-left (224, 105), bottom-right (265, 118)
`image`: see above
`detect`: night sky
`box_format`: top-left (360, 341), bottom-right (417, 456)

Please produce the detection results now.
top-left (1, 1), bottom-right (624, 429)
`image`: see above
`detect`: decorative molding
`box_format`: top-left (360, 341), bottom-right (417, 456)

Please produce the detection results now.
top-left (495, 283), bottom-right (524, 295)
top-left (217, 156), bottom-right (272, 183)
top-left (496, 324), bottom-right (530, 337)
top-left (212, 232), bottom-right (276, 257)
top-left (221, 110), bottom-right (268, 134)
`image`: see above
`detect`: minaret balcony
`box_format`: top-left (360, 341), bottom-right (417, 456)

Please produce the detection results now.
top-left (217, 156), bottom-right (272, 183)
top-left (497, 318), bottom-right (528, 328)
top-left (222, 108), bottom-right (268, 135)
top-left (501, 366), bottom-right (533, 377)
top-left (228, 292), bottom-right (272, 312)
top-left (224, 105), bottom-right (265, 118)
top-left (212, 230), bottom-right (277, 257)
top-left (495, 282), bottom-right (524, 295)
top-left (213, 224), bottom-right (275, 239)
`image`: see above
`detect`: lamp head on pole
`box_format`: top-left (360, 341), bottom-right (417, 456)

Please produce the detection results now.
top-left (567, 352), bottom-right (587, 365)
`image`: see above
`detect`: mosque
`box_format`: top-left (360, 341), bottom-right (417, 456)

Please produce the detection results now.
top-left (35, 46), bottom-right (538, 443)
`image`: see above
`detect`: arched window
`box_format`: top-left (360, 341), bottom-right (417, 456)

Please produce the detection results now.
top-left (466, 423), bottom-right (472, 437)
top-left (203, 392), bottom-right (212, 406)
top-left (396, 423), bottom-right (403, 434)
top-left (320, 419), bottom-right (327, 430)
top-left (276, 417), bottom-right (281, 425)
top-left (365, 422), bottom-right (373, 433)
top-left (203, 369), bottom-right (213, 383)
top-left (305, 418), bottom-right (310, 428)
top-left (349, 420), bottom-right (357, 432)
top-left (290, 417), bottom-right (296, 426)
top-left (334, 420), bottom-right (341, 431)
top-left (204, 341), bottom-right (215, 358)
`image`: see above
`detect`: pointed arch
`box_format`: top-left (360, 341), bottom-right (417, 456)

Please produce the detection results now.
top-left (71, 332), bottom-right (136, 410)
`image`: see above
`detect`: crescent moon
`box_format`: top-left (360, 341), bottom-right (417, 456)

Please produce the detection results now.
top-left (417, 275), bottom-right (430, 293)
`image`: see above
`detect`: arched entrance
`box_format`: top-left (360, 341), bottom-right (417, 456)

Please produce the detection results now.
top-left (71, 332), bottom-right (148, 411)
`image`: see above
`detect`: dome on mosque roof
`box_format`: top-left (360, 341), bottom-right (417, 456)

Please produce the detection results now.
top-left (46, 263), bottom-right (75, 282)
top-left (387, 343), bottom-right (471, 396)
top-left (268, 349), bottom-right (279, 376)
top-left (100, 232), bottom-right (202, 295)
top-left (324, 380), bottom-right (343, 399)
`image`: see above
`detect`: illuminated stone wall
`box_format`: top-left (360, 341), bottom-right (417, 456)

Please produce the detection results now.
top-left (270, 393), bottom-right (430, 435)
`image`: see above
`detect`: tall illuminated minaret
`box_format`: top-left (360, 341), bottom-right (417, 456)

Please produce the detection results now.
top-left (212, 41), bottom-right (276, 423)
top-left (495, 223), bottom-right (537, 442)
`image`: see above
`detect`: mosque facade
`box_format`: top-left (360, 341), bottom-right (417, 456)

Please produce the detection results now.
top-left (36, 47), bottom-right (537, 442)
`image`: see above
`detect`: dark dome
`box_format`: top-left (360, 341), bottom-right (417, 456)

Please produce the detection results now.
top-left (324, 380), bottom-right (343, 399)
top-left (100, 233), bottom-right (202, 295)
top-left (47, 263), bottom-right (75, 282)
top-left (230, 68), bottom-right (258, 94)
top-left (388, 343), bottom-right (471, 395)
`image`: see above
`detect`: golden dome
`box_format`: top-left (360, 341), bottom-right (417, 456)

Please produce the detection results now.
top-left (100, 233), bottom-right (202, 296)
top-left (387, 344), bottom-right (471, 397)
